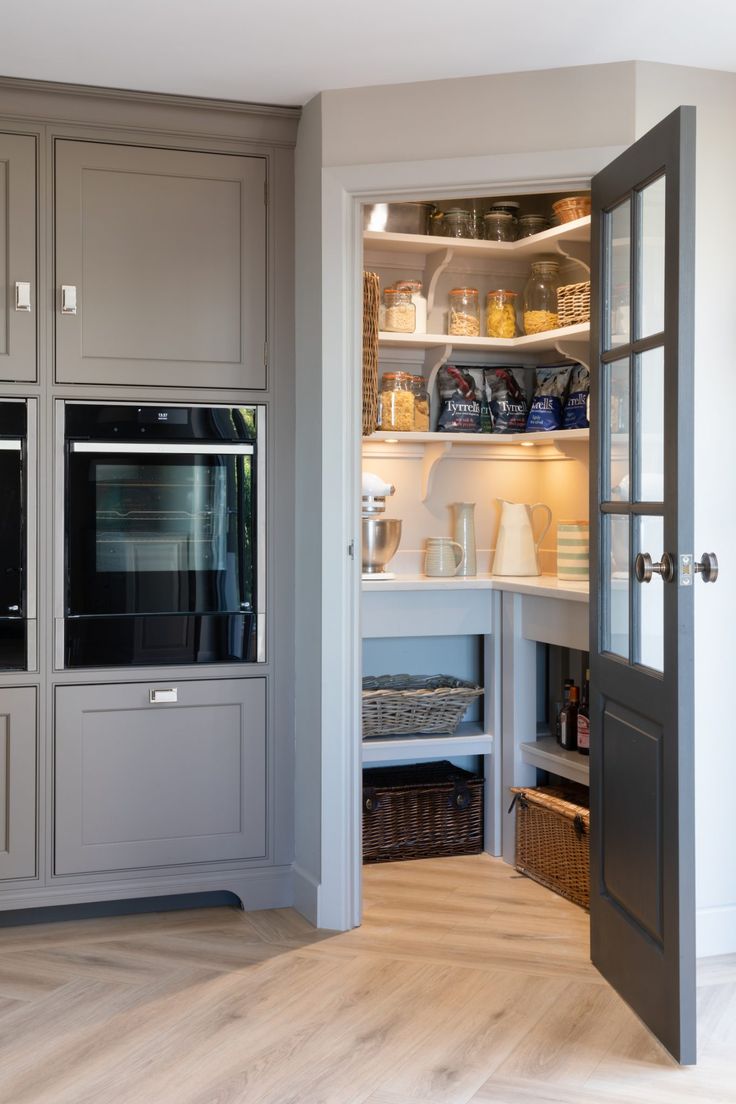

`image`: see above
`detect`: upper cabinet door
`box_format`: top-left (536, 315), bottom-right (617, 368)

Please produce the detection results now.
top-left (0, 134), bottom-right (37, 383)
top-left (55, 141), bottom-right (267, 390)
top-left (590, 107), bottom-right (697, 1064)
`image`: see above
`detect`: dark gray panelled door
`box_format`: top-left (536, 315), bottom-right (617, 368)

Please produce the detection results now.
top-left (589, 106), bottom-right (697, 1064)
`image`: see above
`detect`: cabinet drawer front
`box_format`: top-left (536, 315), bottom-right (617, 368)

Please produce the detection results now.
top-left (0, 686), bottom-right (37, 880)
top-left (0, 134), bottom-right (37, 383)
top-left (55, 141), bottom-right (266, 390)
top-left (54, 678), bottom-right (266, 875)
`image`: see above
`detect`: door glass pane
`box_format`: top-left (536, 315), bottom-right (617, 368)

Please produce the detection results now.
top-left (604, 513), bottom-right (630, 659)
top-left (638, 175), bottom-right (666, 338)
top-left (636, 346), bottom-right (664, 502)
top-left (605, 200), bottom-right (630, 350)
top-left (636, 515), bottom-right (664, 672)
top-left (606, 358), bottom-right (630, 500)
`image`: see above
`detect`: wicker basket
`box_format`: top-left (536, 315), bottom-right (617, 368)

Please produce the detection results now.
top-left (362, 271), bottom-right (380, 436)
top-left (552, 195), bottom-right (592, 224)
top-left (362, 674), bottom-right (484, 737)
top-left (510, 784), bottom-right (590, 909)
top-left (557, 280), bottom-right (591, 327)
top-left (363, 760), bottom-right (483, 863)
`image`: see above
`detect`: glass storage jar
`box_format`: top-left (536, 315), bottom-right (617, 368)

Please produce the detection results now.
top-left (483, 210), bottom-right (518, 242)
top-left (523, 261), bottom-right (561, 334)
top-left (443, 208), bottom-right (473, 239)
top-left (517, 214), bottom-right (550, 238)
top-left (410, 375), bottom-right (430, 430)
top-left (448, 288), bottom-right (480, 337)
top-left (394, 280), bottom-right (427, 333)
top-left (486, 289), bottom-right (518, 338)
top-left (378, 372), bottom-right (416, 432)
top-left (383, 287), bottom-right (416, 333)
top-left (430, 211), bottom-right (446, 236)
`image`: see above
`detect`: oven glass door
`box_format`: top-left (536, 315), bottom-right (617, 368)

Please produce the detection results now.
top-left (67, 447), bottom-right (255, 619)
top-left (0, 439), bottom-right (25, 669)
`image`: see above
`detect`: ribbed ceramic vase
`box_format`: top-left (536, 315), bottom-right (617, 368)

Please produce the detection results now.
top-left (452, 502), bottom-right (477, 577)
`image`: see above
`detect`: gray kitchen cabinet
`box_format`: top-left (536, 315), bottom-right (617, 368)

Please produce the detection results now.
top-left (0, 687), bottom-right (37, 880)
top-left (54, 678), bottom-right (266, 875)
top-left (0, 133), bottom-right (37, 383)
top-left (55, 140), bottom-right (267, 390)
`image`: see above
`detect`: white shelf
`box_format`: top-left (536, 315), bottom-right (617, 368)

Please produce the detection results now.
top-left (365, 428), bottom-right (589, 446)
top-left (520, 736), bottom-right (589, 786)
top-left (377, 321), bottom-right (589, 354)
top-left (362, 720), bottom-right (493, 764)
top-left (364, 216), bottom-right (591, 260)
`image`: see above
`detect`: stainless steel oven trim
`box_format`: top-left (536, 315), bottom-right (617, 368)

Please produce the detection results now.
top-left (54, 401), bottom-right (66, 669)
top-left (256, 405), bottom-right (266, 663)
top-left (25, 400), bottom-right (37, 625)
top-left (70, 442), bottom-right (255, 456)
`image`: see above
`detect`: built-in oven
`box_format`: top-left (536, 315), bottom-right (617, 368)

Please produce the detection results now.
top-left (57, 402), bottom-right (265, 669)
top-left (0, 400), bottom-right (34, 670)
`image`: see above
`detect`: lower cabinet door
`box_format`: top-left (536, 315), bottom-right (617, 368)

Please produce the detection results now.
top-left (0, 687), bottom-right (37, 880)
top-left (54, 678), bottom-right (266, 875)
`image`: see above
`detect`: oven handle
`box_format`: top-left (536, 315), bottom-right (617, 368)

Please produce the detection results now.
top-left (70, 442), bottom-right (255, 455)
top-left (0, 439), bottom-right (23, 451)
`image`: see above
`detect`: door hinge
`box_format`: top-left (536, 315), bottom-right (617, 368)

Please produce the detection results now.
top-left (264, 180), bottom-right (268, 206)
top-left (264, 340), bottom-right (268, 367)
top-left (348, 540), bottom-right (355, 559)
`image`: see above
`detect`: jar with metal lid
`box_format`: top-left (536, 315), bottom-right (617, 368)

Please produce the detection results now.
top-left (410, 375), bottom-right (430, 430)
top-left (488, 199), bottom-right (520, 216)
top-left (443, 208), bottom-right (473, 239)
top-left (517, 214), bottom-right (550, 239)
top-left (483, 210), bottom-right (518, 242)
top-left (486, 289), bottom-right (518, 338)
top-left (394, 280), bottom-right (427, 333)
top-left (523, 261), bottom-right (560, 334)
top-left (378, 372), bottom-right (416, 432)
top-left (383, 287), bottom-right (416, 333)
top-left (448, 288), bottom-right (480, 337)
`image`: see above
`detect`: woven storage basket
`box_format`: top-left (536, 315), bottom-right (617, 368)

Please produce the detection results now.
top-left (557, 280), bottom-right (591, 327)
top-left (552, 195), bottom-right (592, 224)
top-left (362, 271), bottom-right (380, 436)
top-left (363, 760), bottom-right (484, 863)
top-left (362, 674), bottom-right (483, 737)
top-left (510, 784), bottom-right (590, 909)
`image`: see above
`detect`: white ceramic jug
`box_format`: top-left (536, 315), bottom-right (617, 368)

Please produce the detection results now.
top-left (492, 500), bottom-right (552, 577)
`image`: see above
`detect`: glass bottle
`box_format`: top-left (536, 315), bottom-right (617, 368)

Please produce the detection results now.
top-left (556, 678), bottom-right (575, 744)
top-left (560, 685), bottom-right (579, 751)
top-left (383, 287), bottom-right (416, 333)
top-left (443, 208), bottom-right (473, 239)
top-left (577, 670), bottom-right (590, 756)
top-left (523, 260), bottom-right (560, 334)
top-left (485, 289), bottom-right (518, 338)
top-left (448, 288), bottom-right (480, 337)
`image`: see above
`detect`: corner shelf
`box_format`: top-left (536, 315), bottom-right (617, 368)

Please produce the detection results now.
top-left (378, 321), bottom-right (589, 356)
top-left (520, 735), bottom-right (589, 786)
top-left (362, 720), bottom-right (493, 764)
top-left (362, 428), bottom-right (589, 499)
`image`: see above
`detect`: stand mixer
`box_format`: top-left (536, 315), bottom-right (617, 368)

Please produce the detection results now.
top-left (362, 472), bottom-right (402, 580)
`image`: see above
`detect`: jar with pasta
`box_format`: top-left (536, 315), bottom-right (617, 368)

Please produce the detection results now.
top-left (410, 375), bottom-right (430, 431)
top-left (523, 260), bottom-right (560, 334)
top-left (378, 372), bottom-right (415, 432)
top-left (486, 289), bottom-right (518, 338)
top-left (383, 287), bottom-right (416, 333)
top-left (394, 280), bottom-right (427, 333)
top-left (448, 288), bottom-right (480, 337)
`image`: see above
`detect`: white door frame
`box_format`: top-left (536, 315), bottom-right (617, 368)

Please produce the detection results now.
top-left (317, 144), bottom-right (625, 932)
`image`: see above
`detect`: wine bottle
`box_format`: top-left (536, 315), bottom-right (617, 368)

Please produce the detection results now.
top-left (556, 678), bottom-right (575, 745)
top-left (560, 685), bottom-right (579, 751)
top-left (577, 669), bottom-right (590, 756)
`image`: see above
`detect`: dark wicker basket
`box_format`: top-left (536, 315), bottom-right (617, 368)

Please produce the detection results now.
top-left (510, 783), bottom-right (590, 909)
top-left (363, 760), bottom-right (484, 864)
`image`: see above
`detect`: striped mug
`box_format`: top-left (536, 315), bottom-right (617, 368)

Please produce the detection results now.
top-left (557, 520), bottom-right (589, 581)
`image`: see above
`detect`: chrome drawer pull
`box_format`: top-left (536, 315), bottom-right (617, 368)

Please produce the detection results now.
top-left (149, 688), bottom-right (177, 704)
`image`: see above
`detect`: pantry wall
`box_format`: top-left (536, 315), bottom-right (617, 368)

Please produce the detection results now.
top-left (294, 61), bottom-right (736, 955)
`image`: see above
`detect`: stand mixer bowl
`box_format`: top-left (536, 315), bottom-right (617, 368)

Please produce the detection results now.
top-left (362, 517), bottom-right (402, 574)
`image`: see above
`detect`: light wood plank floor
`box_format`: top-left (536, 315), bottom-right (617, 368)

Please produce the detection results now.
top-left (0, 854), bottom-right (734, 1103)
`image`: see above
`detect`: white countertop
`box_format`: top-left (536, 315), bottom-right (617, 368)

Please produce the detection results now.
top-left (361, 572), bottom-right (589, 603)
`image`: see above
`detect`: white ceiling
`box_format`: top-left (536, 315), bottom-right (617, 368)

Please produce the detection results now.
top-left (1, 0), bottom-right (734, 107)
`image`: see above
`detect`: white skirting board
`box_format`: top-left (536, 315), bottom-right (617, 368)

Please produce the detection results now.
top-left (697, 904), bottom-right (736, 958)
top-left (292, 863), bottom-right (320, 927)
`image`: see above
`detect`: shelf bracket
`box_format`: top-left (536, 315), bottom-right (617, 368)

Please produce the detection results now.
top-left (556, 239), bottom-right (590, 276)
top-left (421, 440), bottom-right (452, 501)
top-left (425, 248), bottom-right (454, 318)
top-left (554, 336), bottom-right (591, 371)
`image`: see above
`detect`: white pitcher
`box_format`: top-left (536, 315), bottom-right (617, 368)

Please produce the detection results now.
top-left (492, 500), bottom-right (552, 577)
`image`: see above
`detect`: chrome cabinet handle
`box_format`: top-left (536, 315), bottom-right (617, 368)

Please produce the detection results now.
top-left (635, 551), bottom-right (675, 584)
top-left (61, 285), bottom-right (77, 314)
top-left (149, 688), bottom-right (177, 704)
top-left (15, 282), bottom-right (31, 311)
top-left (695, 552), bottom-right (719, 583)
